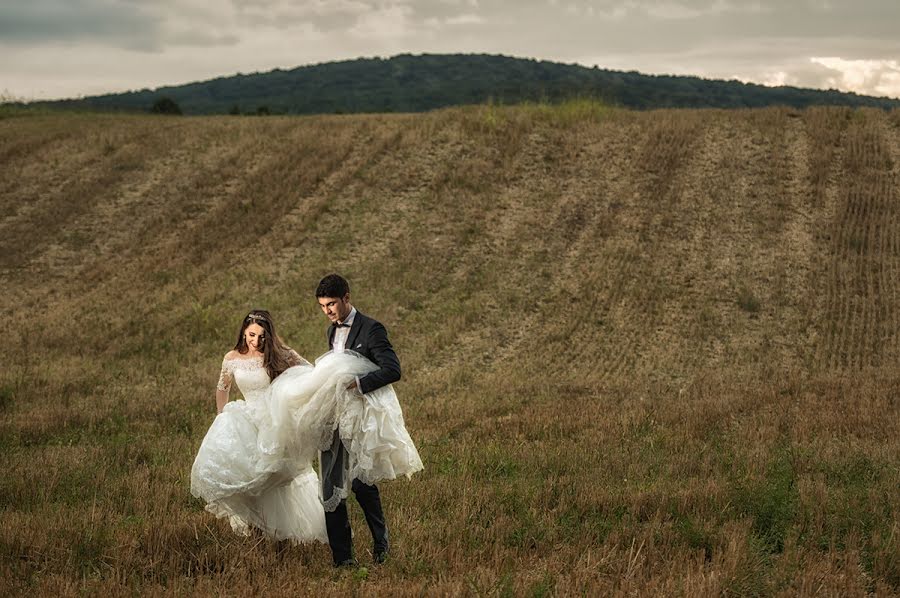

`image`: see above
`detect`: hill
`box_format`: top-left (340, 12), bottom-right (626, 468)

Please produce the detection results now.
top-left (1, 103), bottom-right (898, 595)
top-left (32, 53), bottom-right (900, 115)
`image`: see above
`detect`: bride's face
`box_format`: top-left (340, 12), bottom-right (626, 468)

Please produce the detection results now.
top-left (244, 323), bottom-right (265, 353)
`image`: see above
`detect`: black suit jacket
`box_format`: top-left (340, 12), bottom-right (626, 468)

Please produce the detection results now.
top-left (327, 310), bottom-right (401, 395)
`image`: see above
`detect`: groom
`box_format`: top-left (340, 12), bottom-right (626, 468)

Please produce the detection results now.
top-left (316, 273), bottom-right (400, 567)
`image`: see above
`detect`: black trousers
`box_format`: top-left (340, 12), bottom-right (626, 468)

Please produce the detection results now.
top-left (323, 435), bottom-right (389, 563)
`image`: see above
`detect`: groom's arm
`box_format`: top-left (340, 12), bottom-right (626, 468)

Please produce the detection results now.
top-left (358, 321), bottom-right (401, 395)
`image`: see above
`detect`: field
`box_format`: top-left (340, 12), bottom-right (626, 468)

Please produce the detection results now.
top-left (1, 103), bottom-right (898, 595)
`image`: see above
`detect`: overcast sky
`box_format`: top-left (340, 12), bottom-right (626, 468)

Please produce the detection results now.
top-left (2, 0), bottom-right (899, 101)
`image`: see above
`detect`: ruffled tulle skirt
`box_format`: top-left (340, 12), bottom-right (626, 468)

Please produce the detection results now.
top-left (190, 351), bottom-right (422, 542)
top-left (189, 388), bottom-right (327, 543)
top-left (268, 351), bottom-right (424, 488)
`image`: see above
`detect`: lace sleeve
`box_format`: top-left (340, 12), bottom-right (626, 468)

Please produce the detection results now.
top-left (216, 358), bottom-right (233, 393)
top-left (285, 347), bottom-right (311, 367)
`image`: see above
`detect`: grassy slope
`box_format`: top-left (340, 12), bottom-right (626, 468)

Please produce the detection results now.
top-left (0, 103), bottom-right (898, 595)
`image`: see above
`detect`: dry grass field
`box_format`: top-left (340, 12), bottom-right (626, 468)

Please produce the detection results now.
top-left (1, 102), bottom-right (899, 596)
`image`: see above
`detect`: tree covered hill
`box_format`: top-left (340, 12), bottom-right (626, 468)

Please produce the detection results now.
top-left (36, 53), bottom-right (900, 115)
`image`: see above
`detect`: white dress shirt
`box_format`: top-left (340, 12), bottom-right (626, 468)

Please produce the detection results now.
top-left (332, 307), bottom-right (363, 393)
top-left (332, 307), bottom-right (357, 353)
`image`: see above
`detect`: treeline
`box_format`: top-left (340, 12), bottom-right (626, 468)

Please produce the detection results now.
top-left (32, 53), bottom-right (900, 115)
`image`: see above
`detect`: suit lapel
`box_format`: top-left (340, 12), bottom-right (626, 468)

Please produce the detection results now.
top-left (345, 311), bottom-right (364, 353)
top-left (327, 324), bottom-right (336, 349)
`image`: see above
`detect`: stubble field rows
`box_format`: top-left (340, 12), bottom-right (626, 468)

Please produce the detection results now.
top-left (0, 104), bottom-right (898, 595)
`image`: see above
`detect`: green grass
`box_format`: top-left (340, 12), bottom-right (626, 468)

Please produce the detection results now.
top-left (737, 285), bottom-right (762, 314)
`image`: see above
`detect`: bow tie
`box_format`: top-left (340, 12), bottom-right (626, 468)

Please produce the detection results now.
top-left (333, 322), bottom-right (350, 328)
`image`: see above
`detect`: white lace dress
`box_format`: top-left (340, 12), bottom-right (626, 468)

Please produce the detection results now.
top-left (190, 351), bottom-right (423, 542)
top-left (189, 354), bottom-right (327, 544)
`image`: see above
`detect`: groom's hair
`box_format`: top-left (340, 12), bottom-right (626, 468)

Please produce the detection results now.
top-left (316, 273), bottom-right (350, 298)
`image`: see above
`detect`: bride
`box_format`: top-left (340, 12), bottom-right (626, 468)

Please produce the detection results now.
top-left (190, 309), bottom-right (422, 544)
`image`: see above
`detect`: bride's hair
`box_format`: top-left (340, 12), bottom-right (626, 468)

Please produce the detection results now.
top-left (234, 309), bottom-right (293, 381)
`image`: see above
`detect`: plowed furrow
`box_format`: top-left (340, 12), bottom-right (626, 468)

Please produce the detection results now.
top-left (821, 114), bottom-right (897, 369)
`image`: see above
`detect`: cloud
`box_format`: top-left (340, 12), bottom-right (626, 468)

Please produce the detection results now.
top-left (166, 30), bottom-right (241, 48)
top-left (346, 4), bottom-right (417, 41)
top-left (225, 1), bottom-right (486, 37)
top-left (561, 0), bottom-right (770, 21)
top-left (810, 56), bottom-right (900, 97)
top-left (0, 0), bottom-right (164, 50)
top-left (3, 0), bottom-right (900, 101)
top-left (231, 0), bottom-right (372, 31)
top-left (0, 0), bottom-right (250, 51)
top-left (686, 53), bottom-right (900, 99)
top-left (643, 1), bottom-right (769, 20)
top-left (444, 13), bottom-right (485, 25)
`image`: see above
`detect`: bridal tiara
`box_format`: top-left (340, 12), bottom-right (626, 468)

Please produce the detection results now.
top-left (246, 313), bottom-right (268, 322)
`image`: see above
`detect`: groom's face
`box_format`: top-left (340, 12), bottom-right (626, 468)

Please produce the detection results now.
top-left (318, 294), bottom-right (352, 324)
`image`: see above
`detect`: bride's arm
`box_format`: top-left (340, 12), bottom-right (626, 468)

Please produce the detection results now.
top-left (215, 388), bottom-right (229, 414)
top-left (215, 357), bottom-right (233, 413)
top-left (285, 347), bottom-right (311, 367)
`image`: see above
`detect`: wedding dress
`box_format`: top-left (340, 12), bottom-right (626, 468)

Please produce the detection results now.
top-left (190, 353), bottom-right (327, 543)
top-left (190, 350), bottom-right (422, 542)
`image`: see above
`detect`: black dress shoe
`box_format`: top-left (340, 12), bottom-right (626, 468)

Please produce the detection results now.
top-left (335, 558), bottom-right (358, 568)
top-left (373, 549), bottom-right (389, 565)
